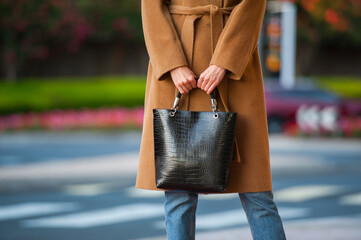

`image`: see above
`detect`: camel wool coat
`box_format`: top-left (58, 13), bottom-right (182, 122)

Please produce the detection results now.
top-left (135, 0), bottom-right (272, 194)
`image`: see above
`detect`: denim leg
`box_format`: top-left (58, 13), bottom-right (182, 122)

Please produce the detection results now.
top-left (164, 190), bottom-right (199, 240)
top-left (239, 191), bottom-right (286, 240)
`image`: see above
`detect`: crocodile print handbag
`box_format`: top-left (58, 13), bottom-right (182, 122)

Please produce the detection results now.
top-left (153, 77), bottom-right (237, 193)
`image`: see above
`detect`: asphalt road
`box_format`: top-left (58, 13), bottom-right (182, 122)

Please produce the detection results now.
top-left (0, 130), bottom-right (360, 240)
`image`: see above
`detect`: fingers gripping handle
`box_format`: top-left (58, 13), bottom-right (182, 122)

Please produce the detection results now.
top-left (170, 77), bottom-right (219, 118)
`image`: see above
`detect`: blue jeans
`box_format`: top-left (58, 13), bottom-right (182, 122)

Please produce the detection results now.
top-left (164, 190), bottom-right (286, 240)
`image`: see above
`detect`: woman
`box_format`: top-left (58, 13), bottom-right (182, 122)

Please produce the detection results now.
top-left (136, 0), bottom-right (286, 239)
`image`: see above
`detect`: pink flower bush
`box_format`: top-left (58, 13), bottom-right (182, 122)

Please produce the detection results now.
top-left (338, 117), bottom-right (361, 137)
top-left (0, 107), bottom-right (144, 133)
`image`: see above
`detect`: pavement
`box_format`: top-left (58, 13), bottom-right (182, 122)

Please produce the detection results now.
top-left (140, 216), bottom-right (361, 240)
top-left (1, 133), bottom-right (360, 187)
top-left (136, 214), bottom-right (361, 240)
top-left (0, 131), bottom-right (360, 239)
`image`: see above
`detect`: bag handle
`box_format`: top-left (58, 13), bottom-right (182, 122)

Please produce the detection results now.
top-left (170, 77), bottom-right (219, 118)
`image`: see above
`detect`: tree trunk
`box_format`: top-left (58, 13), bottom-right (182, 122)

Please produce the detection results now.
top-left (2, 33), bottom-right (18, 83)
top-left (3, 59), bottom-right (17, 83)
top-left (296, 41), bottom-right (320, 76)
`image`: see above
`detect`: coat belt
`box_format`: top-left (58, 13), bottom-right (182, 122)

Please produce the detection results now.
top-left (168, 4), bottom-right (242, 163)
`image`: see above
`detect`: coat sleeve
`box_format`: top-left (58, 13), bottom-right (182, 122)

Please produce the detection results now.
top-left (209, 0), bottom-right (266, 80)
top-left (141, 0), bottom-right (188, 81)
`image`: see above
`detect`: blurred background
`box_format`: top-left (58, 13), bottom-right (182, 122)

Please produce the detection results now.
top-left (0, 0), bottom-right (360, 239)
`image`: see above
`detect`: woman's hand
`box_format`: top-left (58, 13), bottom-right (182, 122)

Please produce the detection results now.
top-left (197, 64), bottom-right (226, 94)
top-left (170, 66), bottom-right (197, 94)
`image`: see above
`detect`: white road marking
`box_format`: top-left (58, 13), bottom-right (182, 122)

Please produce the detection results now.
top-left (21, 203), bottom-right (164, 228)
top-left (270, 154), bottom-right (327, 169)
top-left (274, 185), bottom-right (346, 202)
top-left (125, 187), bottom-right (238, 200)
top-left (125, 187), bottom-right (164, 198)
top-left (198, 193), bottom-right (238, 200)
top-left (196, 209), bottom-right (248, 229)
top-left (0, 152), bottom-right (139, 182)
top-left (278, 207), bottom-right (310, 220)
top-left (62, 182), bottom-right (119, 196)
top-left (154, 207), bottom-right (309, 230)
top-left (0, 202), bottom-right (79, 221)
top-left (339, 192), bottom-right (361, 205)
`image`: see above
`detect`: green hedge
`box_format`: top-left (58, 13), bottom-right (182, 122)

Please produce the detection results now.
top-left (314, 76), bottom-right (361, 99)
top-left (1, 75), bottom-right (360, 116)
top-left (0, 75), bottom-right (146, 115)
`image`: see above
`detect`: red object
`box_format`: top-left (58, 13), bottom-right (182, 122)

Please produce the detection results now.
top-left (264, 85), bottom-right (361, 133)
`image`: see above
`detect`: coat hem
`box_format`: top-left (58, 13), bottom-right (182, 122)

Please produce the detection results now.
top-left (134, 185), bottom-right (273, 194)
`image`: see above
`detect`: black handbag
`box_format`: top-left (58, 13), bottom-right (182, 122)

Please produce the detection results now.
top-left (153, 77), bottom-right (237, 193)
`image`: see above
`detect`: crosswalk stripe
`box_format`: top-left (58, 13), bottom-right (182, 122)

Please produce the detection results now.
top-left (274, 185), bottom-right (346, 202)
top-left (125, 187), bottom-right (238, 200)
top-left (154, 207), bottom-right (309, 230)
top-left (125, 187), bottom-right (164, 198)
top-left (339, 192), bottom-right (361, 205)
top-left (21, 203), bottom-right (164, 228)
top-left (196, 209), bottom-right (248, 229)
top-left (278, 207), bottom-right (310, 219)
top-left (0, 202), bottom-right (79, 221)
top-left (197, 207), bottom-right (309, 229)
top-left (198, 193), bottom-right (238, 200)
top-left (62, 182), bottom-right (119, 196)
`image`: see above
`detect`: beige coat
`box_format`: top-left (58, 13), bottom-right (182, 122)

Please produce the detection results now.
top-left (135, 0), bottom-right (272, 193)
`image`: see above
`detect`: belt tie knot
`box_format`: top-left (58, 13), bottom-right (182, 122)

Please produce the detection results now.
top-left (168, 3), bottom-right (235, 110)
top-left (168, 4), bottom-right (235, 110)
top-left (168, 4), bottom-right (235, 61)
